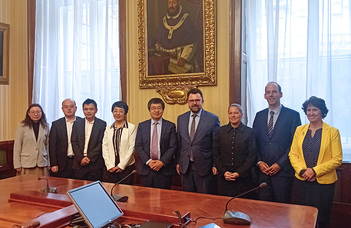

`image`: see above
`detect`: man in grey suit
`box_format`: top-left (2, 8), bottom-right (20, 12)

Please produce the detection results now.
top-left (253, 82), bottom-right (301, 203)
top-left (135, 98), bottom-right (177, 189)
top-left (49, 99), bottom-right (81, 178)
top-left (176, 88), bottom-right (220, 194)
top-left (71, 99), bottom-right (106, 181)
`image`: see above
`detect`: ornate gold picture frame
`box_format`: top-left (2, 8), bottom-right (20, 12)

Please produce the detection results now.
top-left (138, 0), bottom-right (216, 104)
top-left (0, 23), bottom-right (9, 85)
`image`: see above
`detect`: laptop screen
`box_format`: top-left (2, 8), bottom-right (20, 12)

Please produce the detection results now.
top-left (67, 181), bottom-right (124, 228)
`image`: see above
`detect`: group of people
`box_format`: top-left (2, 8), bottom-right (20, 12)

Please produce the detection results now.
top-left (13, 83), bottom-right (342, 228)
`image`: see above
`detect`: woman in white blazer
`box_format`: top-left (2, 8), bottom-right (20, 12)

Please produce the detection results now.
top-left (102, 101), bottom-right (136, 184)
top-left (13, 104), bottom-right (50, 176)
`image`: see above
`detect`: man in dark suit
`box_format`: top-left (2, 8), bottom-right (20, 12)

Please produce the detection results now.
top-left (253, 82), bottom-right (301, 203)
top-left (71, 99), bottom-right (106, 181)
top-left (49, 99), bottom-right (81, 178)
top-left (135, 98), bottom-right (177, 189)
top-left (176, 88), bottom-right (220, 194)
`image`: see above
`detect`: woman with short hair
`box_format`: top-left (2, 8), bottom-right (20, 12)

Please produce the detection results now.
top-left (289, 96), bottom-right (342, 228)
top-left (213, 103), bottom-right (257, 197)
top-left (102, 101), bottom-right (136, 184)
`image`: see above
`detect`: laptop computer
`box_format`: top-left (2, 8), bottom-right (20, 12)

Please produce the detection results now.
top-left (67, 181), bottom-right (124, 228)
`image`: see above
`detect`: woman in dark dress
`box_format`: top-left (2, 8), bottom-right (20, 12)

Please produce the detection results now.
top-left (213, 103), bottom-right (257, 197)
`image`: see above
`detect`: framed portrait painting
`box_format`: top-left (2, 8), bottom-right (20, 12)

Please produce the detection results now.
top-left (0, 23), bottom-right (9, 85)
top-left (138, 0), bottom-right (216, 104)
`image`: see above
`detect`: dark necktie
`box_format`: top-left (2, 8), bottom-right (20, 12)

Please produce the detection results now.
top-left (151, 122), bottom-right (159, 160)
top-left (113, 127), bottom-right (120, 166)
top-left (268, 111), bottom-right (275, 135)
top-left (190, 114), bottom-right (197, 142)
top-left (189, 114), bottom-right (197, 162)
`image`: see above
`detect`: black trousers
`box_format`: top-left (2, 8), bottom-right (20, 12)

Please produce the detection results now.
top-left (292, 178), bottom-right (335, 226)
top-left (102, 164), bottom-right (135, 185)
top-left (50, 156), bottom-right (75, 179)
top-left (217, 176), bottom-right (254, 198)
top-left (258, 172), bottom-right (293, 203)
top-left (140, 170), bottom-right (173, 189)
top-left (74, 164), bottom-right (103, 181)
top-left (180, 162), bottom-right (213, 194)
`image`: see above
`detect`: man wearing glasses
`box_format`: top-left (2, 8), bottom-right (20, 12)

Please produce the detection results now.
top-left (176, 88), bottom-right (220, 194)
top-left (135, 98), bottom-right (177, 189)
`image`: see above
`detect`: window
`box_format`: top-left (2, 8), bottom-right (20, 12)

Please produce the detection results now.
top-left (33, 0), bottom-right (121, 124)
top-left (244, 0), bottom-right (351, 161)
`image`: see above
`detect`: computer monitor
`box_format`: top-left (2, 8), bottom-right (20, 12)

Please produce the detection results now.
top-left (67, 181), bottom-right (123, 228)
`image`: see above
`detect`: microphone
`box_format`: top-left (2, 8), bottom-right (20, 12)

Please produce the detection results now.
top-left (38, 177), bottom-right (57, 193)
top-left (110, 170), bottom-right (136, 202)
top-left (223, 182), bottom-right (267, 225)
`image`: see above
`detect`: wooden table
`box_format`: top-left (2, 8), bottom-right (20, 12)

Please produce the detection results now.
top-left (0, 175), bottom-right (317, 228)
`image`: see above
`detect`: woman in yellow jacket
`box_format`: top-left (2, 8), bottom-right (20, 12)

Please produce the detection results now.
top-left (289, 96), bottom-right (342, 228)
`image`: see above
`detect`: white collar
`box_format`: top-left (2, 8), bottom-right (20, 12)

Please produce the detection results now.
top-left (152, 118), bottom-right (163, 125)
top-left (269, 104), bottom-right (282, 115)
top-left (166, 5), bottom-right (182, 19)
top-left (191, 109), bottom-right (202, 117)
top-left (65, 116), bottom-right (76, 123)
top-left (85, 118), bottom-right (95, 124)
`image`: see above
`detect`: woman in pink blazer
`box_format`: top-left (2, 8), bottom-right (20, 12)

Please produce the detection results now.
top-left (289, 96), bottom-right (342, 228)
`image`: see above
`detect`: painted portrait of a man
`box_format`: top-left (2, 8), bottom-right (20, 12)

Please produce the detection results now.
top-left (147, 0), bottom-right (204, 75)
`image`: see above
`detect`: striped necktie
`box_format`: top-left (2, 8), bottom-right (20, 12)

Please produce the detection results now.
top-left (268, 111), bottom-right (275, 135)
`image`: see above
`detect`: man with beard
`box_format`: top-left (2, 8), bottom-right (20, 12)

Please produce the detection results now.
top-left (149, 0), bottom-right (200, 74)
top-left (176, 88), bottom-right (220, 194)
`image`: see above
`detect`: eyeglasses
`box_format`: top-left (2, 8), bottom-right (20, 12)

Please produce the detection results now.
top-left (150, 107), bottom-right (163, 111)
top-left (188, 99), bottom-right (201, 104)
top-left (29, 111), bottom-right (42, 115)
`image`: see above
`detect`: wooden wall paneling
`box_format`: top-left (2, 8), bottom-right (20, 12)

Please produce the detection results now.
top-left (229, 0), bottom-right (242, 105)
top-left (0, 140), bottom-right (15, 179)
top-left (331, 163), bottom-right (351, 228)
top-left (119, 0), bottom-right (127, 102)
top-left (334, 163), bottom-right (351, 203)
top-left (340, 163), bottom-right (351, 203)
top-left (331, 202), bottom-right (351, 228)
top-left (27, 0), bottom-right (35, 105)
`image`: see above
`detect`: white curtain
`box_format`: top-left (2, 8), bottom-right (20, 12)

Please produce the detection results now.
top-left (33, 0), bottom-right (121, 125)
top-left (245, 0), bottom-right (351, 160)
